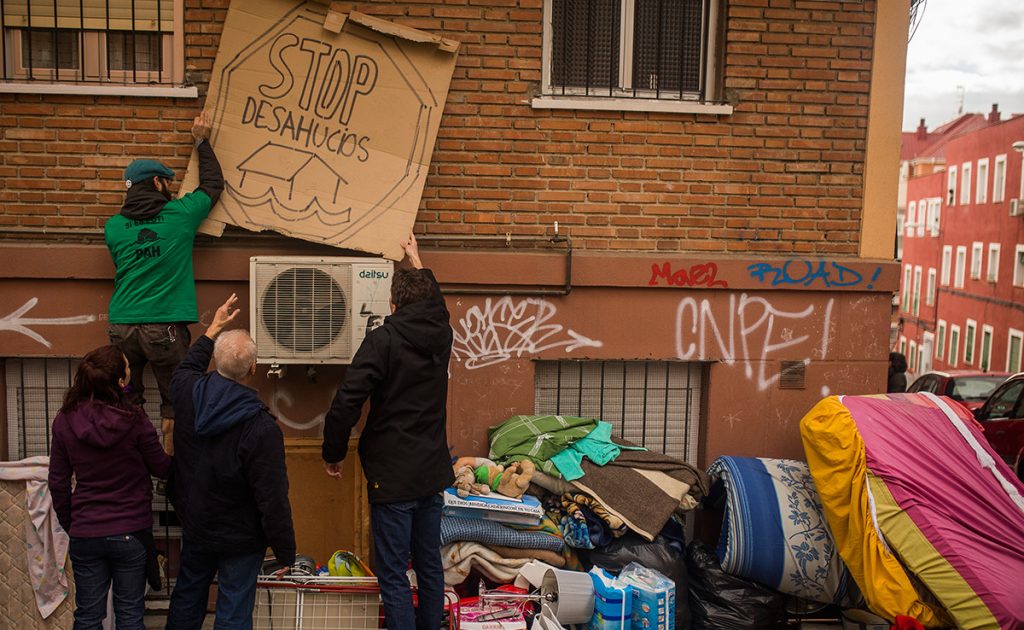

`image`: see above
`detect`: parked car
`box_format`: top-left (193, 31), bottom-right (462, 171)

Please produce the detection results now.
top-left (906, 371), bottom-right (1010, 410)
top-left (972, 373), bottom-right (1024, 481)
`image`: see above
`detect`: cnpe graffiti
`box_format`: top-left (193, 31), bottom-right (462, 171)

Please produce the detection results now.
top-left (748, 260), bottom-right (881, 289)
top-left (675, 294), bottom-right (833, 391)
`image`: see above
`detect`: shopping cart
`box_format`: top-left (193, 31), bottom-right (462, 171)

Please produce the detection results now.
top-left (252, 575), bottom-right (460, 629)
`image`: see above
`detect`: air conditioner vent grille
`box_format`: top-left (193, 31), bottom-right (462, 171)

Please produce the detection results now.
top-left (261, 267), bottom-right (348, 353)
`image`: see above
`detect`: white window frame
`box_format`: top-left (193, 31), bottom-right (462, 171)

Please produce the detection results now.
top-left (921, 196), bottom-right (929, 236)
top-left (947, 165), bottom-right (957, 206)
top-left (965, 319), bottom-right (977, 365)
top-left (909, 340), bottom-right (918, 371)
top-left (993, 154), bottom-right (1007, 203)
top-left (536, 0), bottom-right (731, 115)
top-left (980, 324), bottom-right (994, 372)
top-left (926, 268), bottom-right (936, 307)
top-left (937, 319), bottom-right (947, 361)
top-left (970, 241), bottom-right (984, 280)
top-left (949, 325), bottom-right (961, 368)
top-left (1015, 244), bottom-right (1024, 288)
top-left (902, 264), bottom-right (913, 313)
top-left (929, 198), bottom-right (941, 236)
top-left (921, 331), bottom-right (934, 374)
top-left (960, 162), bottom-right (972, 205)
top-left (0, 1), bottom-right (195, 98)
top-left (987, 243), bottom-right (1000, 283)
top-left (940, 246), bottom-right (952, 286)
top-left (912, 266), bottom-right (922, 317)
top-left (1007, 328), bottom-right (1024, 373)
top-left (905, 201), bottom-right (916, 238)
top-left (899, 336), bottom-right (907, 357)
top-left (954, 246), bottom-right (967, 289)
top-left (976, 158), bottom-right (989, 204)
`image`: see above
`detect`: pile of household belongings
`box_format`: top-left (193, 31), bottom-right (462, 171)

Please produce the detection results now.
top-left (444, 414), bottom-right (708, 629)
top-left (691, 392), bottom-right (1024, 630)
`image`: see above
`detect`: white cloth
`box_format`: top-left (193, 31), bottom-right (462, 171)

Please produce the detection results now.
top-left (0, 456), bottom-right (70, 618)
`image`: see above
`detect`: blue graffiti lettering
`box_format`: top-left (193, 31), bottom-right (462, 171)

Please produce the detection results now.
top-left (747, 260), bottom-right (879, 288)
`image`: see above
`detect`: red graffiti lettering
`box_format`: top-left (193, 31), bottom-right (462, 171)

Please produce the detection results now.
top-left (648, 262), bottom-right (729, 288)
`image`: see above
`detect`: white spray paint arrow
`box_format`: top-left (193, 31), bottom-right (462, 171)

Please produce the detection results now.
top-left (0, 298), bottom-right (97, 348)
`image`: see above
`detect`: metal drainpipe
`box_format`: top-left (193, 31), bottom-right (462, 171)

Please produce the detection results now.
top-left (417, 230), bottom-right (573, 297)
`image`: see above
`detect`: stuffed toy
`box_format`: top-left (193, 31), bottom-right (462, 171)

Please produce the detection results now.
top-left (471, 460), bottom-right (536, 499)
top-left (453, 464), bottom-right (491, 497)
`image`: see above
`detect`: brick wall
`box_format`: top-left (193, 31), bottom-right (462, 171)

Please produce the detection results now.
top-left (0, 0), bottom-right (875, 255)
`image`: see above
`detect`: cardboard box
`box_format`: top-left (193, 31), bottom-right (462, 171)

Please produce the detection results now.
top-left (182, 2), bottom-right (459, 260)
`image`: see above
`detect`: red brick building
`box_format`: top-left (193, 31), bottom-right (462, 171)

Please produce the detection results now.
top-left (898, 106), bottom-right (1024, 379)
top-left (1, 0), bottom-right (908, 560)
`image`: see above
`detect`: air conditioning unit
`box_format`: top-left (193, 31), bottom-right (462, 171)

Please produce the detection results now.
top-left (1011, 198), bottom-right (1023, 217)
top-left (250, 256), bottom-right (394, 365)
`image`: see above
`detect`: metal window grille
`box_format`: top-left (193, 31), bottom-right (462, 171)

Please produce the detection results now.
top-left (549, 0), bottom-right (711, 101)
top-left (534, 360), bottom-right (704, 462)
top-left (5, 357), bottom-right (163, 459)
top-left (1, 0), bottom-right (177, 85)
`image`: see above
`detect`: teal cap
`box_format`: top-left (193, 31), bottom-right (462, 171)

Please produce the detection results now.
top-left (124, 159), bottom-right (174, 188)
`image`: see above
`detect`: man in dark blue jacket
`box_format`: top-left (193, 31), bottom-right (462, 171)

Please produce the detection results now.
top-left (322, 234), bottom-right (454, 630)
top-left (166, 294), bottom-right (296, 630)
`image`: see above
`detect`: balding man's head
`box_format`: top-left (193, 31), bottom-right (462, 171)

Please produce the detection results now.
top-left (213, 330), bottom-right (257, 381)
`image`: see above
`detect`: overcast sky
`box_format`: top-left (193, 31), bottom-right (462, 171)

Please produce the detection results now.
top-left (902, 0), bottom-right (1024, 131)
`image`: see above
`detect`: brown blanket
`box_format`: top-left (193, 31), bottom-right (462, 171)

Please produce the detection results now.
top-left (571, 444), bottom-right (709, 541)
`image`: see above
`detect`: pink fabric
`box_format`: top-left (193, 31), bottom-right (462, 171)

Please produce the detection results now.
top-left (844, 393), bottom-right (1024, 628)
top-left (0, 456), bottom-right (71, 619)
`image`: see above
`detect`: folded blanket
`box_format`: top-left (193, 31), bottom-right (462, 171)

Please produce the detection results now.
top-left (489, 415), bottom-right (598, 477)
top-left (442, 542), bottom-right (532, 586)
top-left (572, 444), bottom-right (709, 541)
top-left (440, 517), bottom-right (564, 552)
top-left (507, 514), bottom-right (584, 571)
top-left (487, 545), bottom-right (567, 568)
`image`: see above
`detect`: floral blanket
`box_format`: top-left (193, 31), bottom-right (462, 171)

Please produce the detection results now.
top-left (707, 456), bottom-right (860, 606)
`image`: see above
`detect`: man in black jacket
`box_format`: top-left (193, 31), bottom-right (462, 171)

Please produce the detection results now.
top-left (322, 234), bottom-right (454, 630)
top-left (167, 294), bottom-right (296, 630)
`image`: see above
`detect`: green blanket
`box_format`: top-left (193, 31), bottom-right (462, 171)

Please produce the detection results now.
top-left (488, 414), bottom-right (597, 477)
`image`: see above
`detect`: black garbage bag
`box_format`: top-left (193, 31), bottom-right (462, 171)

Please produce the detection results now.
top-left (581, 531), bottom-right (691, 630)
top-left (686, 541), bottom-right (786, 630)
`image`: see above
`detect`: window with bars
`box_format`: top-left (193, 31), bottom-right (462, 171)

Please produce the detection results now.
top-left (542, 0), bottom-right (720, 104)
top-left (1, 0), bottom-right (182, 86)
top-left (5, 357), bottom-right (163, 459)
top-left (534, 360), bottom-right (704, 463)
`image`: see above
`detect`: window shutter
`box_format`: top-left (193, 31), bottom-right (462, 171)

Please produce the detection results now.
top-left (3, 0), bottom-right (174, 32)
top-left (551, 0), bottom-right (620, 92)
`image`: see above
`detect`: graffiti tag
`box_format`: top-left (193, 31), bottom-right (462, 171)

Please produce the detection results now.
top-left (747, 260), bottom-right (881, 289)
top-left (649, 262), bottom-right (728, 288)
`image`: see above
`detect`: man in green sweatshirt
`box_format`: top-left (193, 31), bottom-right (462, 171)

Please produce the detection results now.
top-left (105, 110), bottom-right (224, 455)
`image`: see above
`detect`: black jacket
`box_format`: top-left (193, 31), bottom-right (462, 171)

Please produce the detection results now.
top-left (121, 138), bottom-right (224, 221)
top-left (322, 268), bottom-right (455, 504)
top-left (169, 335), bottom-right (296, 564)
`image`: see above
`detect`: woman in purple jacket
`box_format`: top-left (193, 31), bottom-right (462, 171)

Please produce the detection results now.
top-left (48, 344), bottom-right (171, 630)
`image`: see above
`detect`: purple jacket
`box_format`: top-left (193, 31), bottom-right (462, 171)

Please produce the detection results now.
top-left (48, 400), bottom-right (170, 537)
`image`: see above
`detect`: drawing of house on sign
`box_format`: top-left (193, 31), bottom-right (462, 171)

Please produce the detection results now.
top-left (234, 143), bottom-right (350, 226)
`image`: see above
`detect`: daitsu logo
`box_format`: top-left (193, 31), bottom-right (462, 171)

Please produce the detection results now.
top-left (359, 270), bottom-right (389, 279)
top-left (240, 33), bottom-right (378, 161)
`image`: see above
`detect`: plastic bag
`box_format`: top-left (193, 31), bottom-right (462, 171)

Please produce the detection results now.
top-left (685, 541), bottom-right (786, 630)
top-left (583, 533), bottom-right (691, 630)
top-left (617, 563), bottom-right (676, 630)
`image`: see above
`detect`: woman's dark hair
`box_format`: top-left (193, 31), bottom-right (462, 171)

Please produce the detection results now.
top-left (61, 345), bottom-right (130, 414)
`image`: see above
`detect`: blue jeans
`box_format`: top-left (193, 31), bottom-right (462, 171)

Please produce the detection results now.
top-left (371, 495), bottom-right (444, 630)
top-left (69, 533), bottom-right (147, 630)
top-left (165, 544), bottom-right (264, 630)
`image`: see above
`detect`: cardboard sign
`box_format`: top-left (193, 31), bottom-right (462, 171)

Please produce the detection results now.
top-left (182, 2), bottom-right (459, 260)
